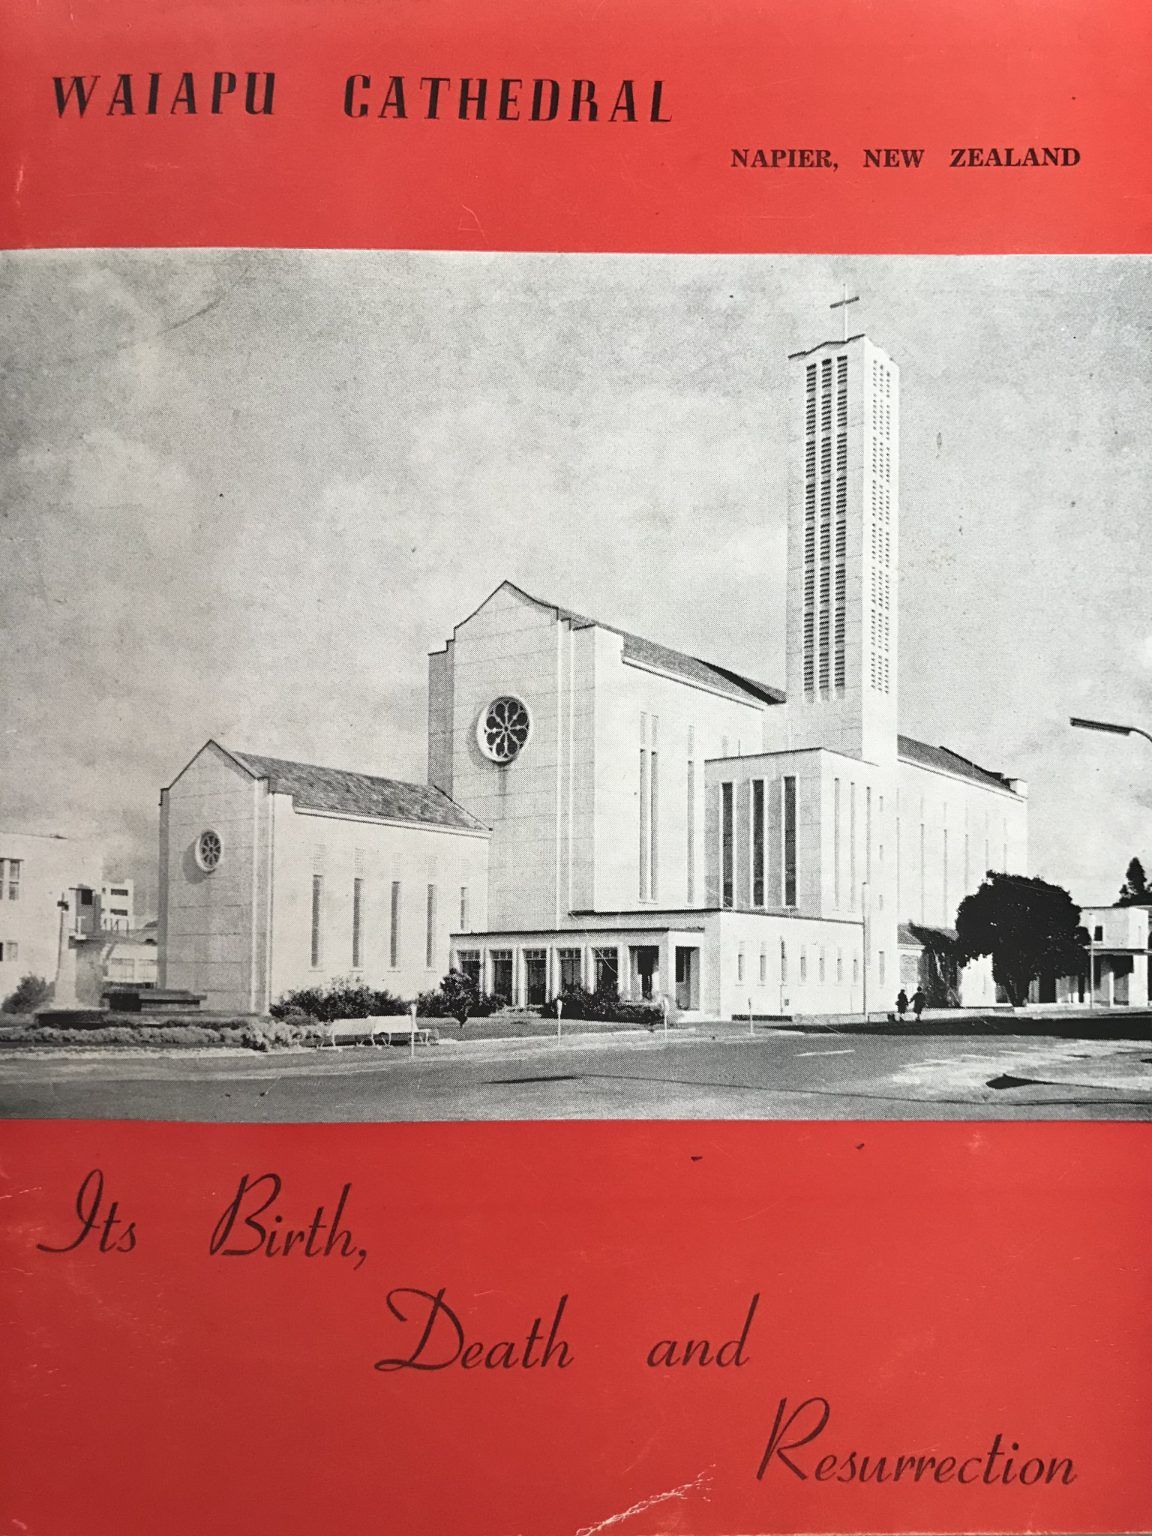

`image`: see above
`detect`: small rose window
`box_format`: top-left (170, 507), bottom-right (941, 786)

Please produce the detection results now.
top-left (195, 829), bottom-right (223, 871)
top-left (478, 696), bottom-right (531, 763)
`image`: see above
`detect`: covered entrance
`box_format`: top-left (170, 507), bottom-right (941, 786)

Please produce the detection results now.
top-left (629, 944), bottom-right (660, 1001)
top-left (674, 946), bottom-right (699, 1011)
top-left (524, 948), bottom-right (548, 1007)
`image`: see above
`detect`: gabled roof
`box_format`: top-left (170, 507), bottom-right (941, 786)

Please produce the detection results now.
top-left (228, 750), bottom-right (488, 833)
top-left (898, 922), bottom-right (959, 948)
top-left (897, 735), bottom-right (1014, 793)
top-left (500, 582), bottom-right (785, 708)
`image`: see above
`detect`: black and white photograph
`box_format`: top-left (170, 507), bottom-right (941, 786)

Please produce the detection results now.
top-left (2, 250), bottom-right (1149, 1121)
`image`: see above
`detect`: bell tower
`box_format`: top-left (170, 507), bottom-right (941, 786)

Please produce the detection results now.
top-left (784, 315), bottom-right (899, 765)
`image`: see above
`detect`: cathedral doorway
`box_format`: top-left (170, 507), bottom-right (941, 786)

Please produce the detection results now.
top-left (674, 946), bottom-right (698, 1011)
top-left (629, 945), bottom-right (660, 1001)
top-left (524, 948), bottom-right (548, 1007)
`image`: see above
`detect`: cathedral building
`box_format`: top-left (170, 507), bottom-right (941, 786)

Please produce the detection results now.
top-left (158, 328), bottom-right (1029, 1017)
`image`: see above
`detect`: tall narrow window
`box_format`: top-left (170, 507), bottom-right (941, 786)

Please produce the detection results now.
top-left (5, 859), bottom-right (20, 902)
top-left (639, 746), bottom-right (650, 899)
top-left (491, 949), bottom-right (513, 1002)
top-left (942, 827), bottom-right (949, 924)
top-left (351, 877), bottom-right (364, 969)
top-left (457, 950), bottom-right (481, 989)
top-left (833, 778), bottom-right (841, 906)
top-left (781, 776), bottom-right (797, 907)
top-left (558, 948), bottom-right (582, 991)
top-left (721, 782), bottom-right (734, 908)
top-left (649, 746), bottom-right (659, 902)
top-left (759, 944), bottom-right (767, 984)
top-left (751, 779), bottom-right (765, 906)
top-left (426, 884), bottom-right (437, 969)
top-left (896, 807), bottom-right (902, 914)
top-left (459, 885), bottom-right (469, 931)
top-left (310, 875), bottom-right (323, 968)
top-left (686, 754), bottom-right (696, 903)
top-left (780, 940), bottom-right (788, 983)
top-left (593, 947), bottom-right (619, 992)
top-left (389, 880), bottom-right (401, 968)
top-left (849, 782), bottom-right (857, 907)
top-left (737, 946), bottom-right (745, 983)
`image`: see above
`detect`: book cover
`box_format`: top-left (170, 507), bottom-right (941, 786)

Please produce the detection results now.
top-left (1, 2), bottom-right (1149, 1532)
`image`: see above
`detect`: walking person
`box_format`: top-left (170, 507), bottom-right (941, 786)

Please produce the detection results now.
top-left (895, 988), bottom-right (909, 1019)
top-left (911, 987), bottom-right (926, 1020)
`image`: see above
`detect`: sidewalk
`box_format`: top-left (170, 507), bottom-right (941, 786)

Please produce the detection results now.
top-left (742, 1007), bottom-right (1152, 1040)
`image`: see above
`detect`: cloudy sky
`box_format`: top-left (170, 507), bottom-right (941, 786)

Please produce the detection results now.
top-left (1, 250), bottom-right (1148, 913)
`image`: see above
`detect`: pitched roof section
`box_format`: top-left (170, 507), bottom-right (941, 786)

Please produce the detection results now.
top-left (898, 735), bottom-right (1014, 793)
top-left (898, 921), bottom-right (960, 948)
top-left (229, 751), bottom-right (488, 832)
top-left (506, 583), bottom-right (785, 708)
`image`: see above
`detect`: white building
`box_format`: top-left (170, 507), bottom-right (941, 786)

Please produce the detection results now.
top-left (159, 325), bottom-right (1030, 1017)
top-left (0, 829), bottom-right (104, 1000)
top-left (159, 745), bottom-right (490, 1011)
top-left (1035, 905), bottom-right (1150, 1008)
top-left (100, 878), bottom-right (136, 932)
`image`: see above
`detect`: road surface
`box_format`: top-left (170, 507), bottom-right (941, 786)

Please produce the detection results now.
top-left (0, 1026), bottom-right (1149, 1120)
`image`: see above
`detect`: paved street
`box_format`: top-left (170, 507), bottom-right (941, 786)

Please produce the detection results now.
top-left (1, 1026), bottom-right (1150, 1121)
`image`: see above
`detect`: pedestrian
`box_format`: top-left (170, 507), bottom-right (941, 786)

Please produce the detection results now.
top-left (911, 988), bottom-right (926, 1019)
top-left (895, 988), bottom-right (909, 1018)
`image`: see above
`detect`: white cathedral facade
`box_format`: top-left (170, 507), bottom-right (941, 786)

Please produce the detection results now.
top-left (158, 328), bottom-right (1029, 1018)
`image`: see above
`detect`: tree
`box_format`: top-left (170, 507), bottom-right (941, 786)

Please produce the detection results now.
top-left (438, 969), bottom-right (481, 1028)
top-left (1, 974), bottom-right (52, 1015)
top-left (955, 872), bottom-right (1088, 1008)
top-left (1117, 856), bottom-right (1152, 906)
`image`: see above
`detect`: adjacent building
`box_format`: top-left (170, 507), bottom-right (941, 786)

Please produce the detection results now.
top-left (0, 829), bottom-right (104, 1000)
top-left (99, 878), bottom-right (136, 932)
top-left (1036, 905), bottom-right (1151, 1009)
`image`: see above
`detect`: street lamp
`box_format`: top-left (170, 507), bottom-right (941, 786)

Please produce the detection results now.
top-left (1070, 716), bottom-right (1152, 747)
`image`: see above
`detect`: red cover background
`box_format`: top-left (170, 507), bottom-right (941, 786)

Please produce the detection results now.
top-left (3, 1120), bottom-right (1151, 1534)
top-left (2, 1), bottom-right (1150, 1532)
top-left (2, 0), bottom-right (1151, 252)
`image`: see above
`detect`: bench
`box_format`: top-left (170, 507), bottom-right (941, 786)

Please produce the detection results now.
top-left (324, 1015), bottom-right (436, 1049)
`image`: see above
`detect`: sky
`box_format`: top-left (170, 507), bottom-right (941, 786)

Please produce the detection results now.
top-left (1, 250), bottom-right (1149, 915)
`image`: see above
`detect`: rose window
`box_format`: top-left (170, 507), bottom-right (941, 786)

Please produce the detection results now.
top-left (195, 829), bottom-right (223, 871)
top-left (478, 696), bottom-right (531, 763)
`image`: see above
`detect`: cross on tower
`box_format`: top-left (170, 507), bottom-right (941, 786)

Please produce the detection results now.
top-left (829, 284), bottom-right (860, 341)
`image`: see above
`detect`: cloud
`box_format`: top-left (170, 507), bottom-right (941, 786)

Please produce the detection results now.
top-left (2, 250), bottom-right (1149, 910)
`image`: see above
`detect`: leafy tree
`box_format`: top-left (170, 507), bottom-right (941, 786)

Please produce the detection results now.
top-left (1, 974), bottom-right (52, 1015)
top-left (955, 872), bottom-right (1088, 1008)
top-left (414, 972), bottom-right (500, 1025)
top-left (427, 969), bottom-right (482, 1027)
top-left (1117, 856), bottom-right (1152, 906)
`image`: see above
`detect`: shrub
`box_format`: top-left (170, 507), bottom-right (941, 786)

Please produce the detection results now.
top-left (2, 974), bottom-right (52, 1015)
top-left (538, 984), bottom-right (661, 1028)
top-left (540, 985), bottom-right (605, 1021)
top-left (24, 1014), bottom-right (327, 1051)
top-left (415, 970), bottom-right (499, 1026)
top-left (269, 976), bottom-right (406, 1022)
